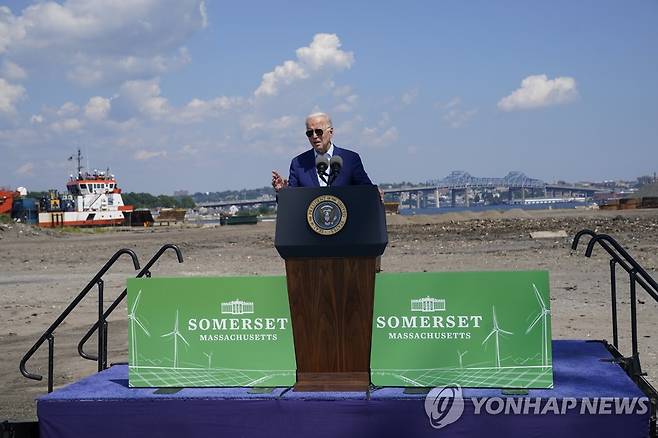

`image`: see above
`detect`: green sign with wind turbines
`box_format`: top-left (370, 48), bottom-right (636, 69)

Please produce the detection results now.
top-left (127, 272), bottom-right (551, 389)
top-left (370, 271), bottom-right (553, 388)
top-left (126, 276), bottom-right (296, 387)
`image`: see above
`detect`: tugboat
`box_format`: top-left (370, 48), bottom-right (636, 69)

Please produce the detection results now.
top-left (38, 150), bottom-right (133, 228)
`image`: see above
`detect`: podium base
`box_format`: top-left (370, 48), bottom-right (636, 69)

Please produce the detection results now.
top-left (294, 372), bottom-right (370, 392)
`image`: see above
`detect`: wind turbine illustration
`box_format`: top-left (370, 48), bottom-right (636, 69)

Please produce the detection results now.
top-left (128, 290), bottom-right (150, 368)
top-left (161, 309), bottom-right (189, 368)
top-left (482, 306), bottom-right (513, 368)
top-left (203, 352), bottom-right (213, 369)
top-left (457, 350), bottom-right (468, 368)
top-left (525, 283), bottom-right (551, 367)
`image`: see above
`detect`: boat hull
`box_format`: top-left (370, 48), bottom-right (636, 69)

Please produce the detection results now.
top-left (38, 211), bottom-right (125, 228)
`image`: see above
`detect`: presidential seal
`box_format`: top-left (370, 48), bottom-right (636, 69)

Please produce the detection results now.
top-left (306, 195), bottom-right (347, 235)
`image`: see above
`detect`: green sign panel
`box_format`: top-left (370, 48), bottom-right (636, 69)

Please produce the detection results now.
top-left (126, 276), bottom-right (296, 387)
top-left (371, 271), bottom-right (553, 389)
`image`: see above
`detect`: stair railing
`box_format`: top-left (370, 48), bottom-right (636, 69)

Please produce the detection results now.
top-left (572, 229), bottom-right (658, 377)
top-left (19, 249), bottom-right (141, 393)
top-left (77, 244), bottom-right (184, 364)
top-left (573, 229), bottom-right (658, 437)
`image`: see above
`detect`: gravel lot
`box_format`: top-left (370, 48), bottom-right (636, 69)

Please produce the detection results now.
top-left (1, 208), bottom-right (657, 420)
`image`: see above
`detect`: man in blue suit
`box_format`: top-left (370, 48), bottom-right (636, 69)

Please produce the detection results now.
top-left (272, 112), bottom-right (373, 191)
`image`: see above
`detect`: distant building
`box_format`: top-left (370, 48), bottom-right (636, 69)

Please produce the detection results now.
top-left (512, 197), bottom-right (587, 205)
top-left (637, 175), bottom-right (657, 186)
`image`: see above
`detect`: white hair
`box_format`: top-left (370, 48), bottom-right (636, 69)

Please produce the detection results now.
top-left (305, 112), bottom-right (332, 127)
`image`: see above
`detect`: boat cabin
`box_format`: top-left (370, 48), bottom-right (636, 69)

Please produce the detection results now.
top-left (67, 172), bottom-right (118, 196)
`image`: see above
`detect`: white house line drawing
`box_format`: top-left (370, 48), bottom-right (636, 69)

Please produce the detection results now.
top-left (410, 297), bottom-right (446, 312)
top-left (221, 299), bottom-right (254, 315)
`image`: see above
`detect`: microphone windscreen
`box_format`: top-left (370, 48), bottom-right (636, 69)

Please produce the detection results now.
top-left (315, 154), bottom-right (329, 170)
top-left (329, 155), bottom-right (343, 169)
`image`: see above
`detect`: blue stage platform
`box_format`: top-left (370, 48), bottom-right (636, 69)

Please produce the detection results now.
top-left (37, 340), bottom-right (651, 437)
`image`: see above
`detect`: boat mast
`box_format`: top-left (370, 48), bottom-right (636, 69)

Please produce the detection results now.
top-left (75, 148), bottom-right (83, 177)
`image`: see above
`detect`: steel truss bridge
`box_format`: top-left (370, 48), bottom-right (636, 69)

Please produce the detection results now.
top-left (194, 171), bottom-right (605, 210)
top-left (384, 171), bottom-right (605, 208)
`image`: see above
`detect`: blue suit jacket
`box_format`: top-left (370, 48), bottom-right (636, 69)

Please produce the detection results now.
top-left (288, 145), bottom-right (372, 187)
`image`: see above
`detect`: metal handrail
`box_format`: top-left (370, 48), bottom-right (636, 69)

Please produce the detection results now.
top-left (585, 234), bottom-right (658, 301)
top-left (572, 229), bottom-right (658, 380)
top-left (77, 244), bottom-right (184, 362)
top-left (19, 249), bottom-right (140, 392)
top-left (573, 230), bottom-right (658, 302)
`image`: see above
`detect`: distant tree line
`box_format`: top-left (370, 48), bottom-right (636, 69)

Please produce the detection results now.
top-left (27, 191), bottom-right (48, 202)
top-left (122, 193), bottom-right (195, 209)
top-left (380, 181), bottom-right (423, 189)
top-left (192, 186), bottom-right (275, 203)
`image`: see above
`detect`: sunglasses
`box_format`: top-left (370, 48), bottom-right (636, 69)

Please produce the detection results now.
top-left (305, 128), bottom-right (330, 138)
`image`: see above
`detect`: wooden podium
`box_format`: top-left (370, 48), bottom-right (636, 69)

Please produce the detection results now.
top-left (275, 185), bottom-right (387, 391)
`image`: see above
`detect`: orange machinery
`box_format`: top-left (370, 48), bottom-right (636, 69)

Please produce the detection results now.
top-left (0, 190), bottom-right (17, 215)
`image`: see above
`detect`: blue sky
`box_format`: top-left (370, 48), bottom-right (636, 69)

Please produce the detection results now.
top-left (0, 0), bottom-right (656, 193)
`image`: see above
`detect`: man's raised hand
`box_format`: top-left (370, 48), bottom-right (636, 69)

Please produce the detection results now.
top-left (272, 171), bottom-right (288, 192)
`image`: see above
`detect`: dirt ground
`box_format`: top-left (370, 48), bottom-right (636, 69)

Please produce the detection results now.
top-left (1, 208), bottom-right (657, 421)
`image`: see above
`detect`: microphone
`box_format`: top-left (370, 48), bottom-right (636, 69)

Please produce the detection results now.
top-left (315, 155), bottom-right (330, 185)
top-left (328, 155), bottom-right (343, 186)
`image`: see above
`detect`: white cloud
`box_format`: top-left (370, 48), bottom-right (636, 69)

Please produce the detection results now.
top-left (445, 108), bottom-right (477, 128)
top-left (0, 27), bottom-right (366, 190)
top-left (334, 94), bottom-right (358, 113)
top-left (84, 96), bottom-right (111, 121)
top-left (361, 113), bottom-right (399, 147)
top-left (1, 60), bottom-right (26, 80)
top-left (441, 97), bottom-right (477, 128)
top-left (0, 126), bottom-right (42, 148)
top-left (199, 1), bottom-right (208, 28)
top-left (363, 126), bottom-right (398, 147)
top-left (270, 115), bottom-right (298, 130)
top-left (0, 6), bottom-right (25, 54)
top-left (66, 48), bottom-right (191, 87)
top-left (15, 162), bottom-right (34, 176)
top-left (56, 101), bottom-right (79, 117)
top-left (333, 85), bottom-right (352, 97)
top-left (181, 144), bottom-right (198, 155)
top-left (255, 33), bottom-right (354, 97)
top-left (401, 89), bottom-right (419, 105)
top-left (296, 33), bottom-right (354, 71)
top-left (113, 78), bottom-right (245, 123)
top-left (1, 1), bottom-right (205, 85)
top-left (134, 149), bottom-right (167, 160)
top-left (50, 117), bottom-right (83, 132)
top-left (0, 78), bottom-right (25, 113)
top-left (240, 114), bottom-right (300, 143)
top-left (334, 115), bottom-right (363, 138)
top-left (255, 60), bottom-right (308, 97)
top-left (177, 95), bottom-right (245, 123)
top-left (118, 78), bottom-right (170, 119)
top-left (498, 74), bottom-right (578, 111)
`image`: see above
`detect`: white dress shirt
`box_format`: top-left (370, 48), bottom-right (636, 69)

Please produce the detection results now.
top-left (313, 143), bottom-right (335, 187)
